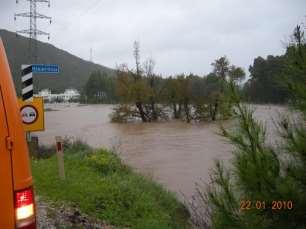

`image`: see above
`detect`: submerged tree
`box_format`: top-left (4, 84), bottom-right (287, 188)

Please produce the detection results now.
top-left (211, 56), bottom-right (230, 80)
top-left (162, 76), bottom-right (182, 119)
top-left (112, 45), bottom-right (243, 123)
top-left (229, 65), bottom-right (246, 84)
top-left (112, 42), bottom-right (167, 122)
top-left (203, 57), bottom-right (239, 121)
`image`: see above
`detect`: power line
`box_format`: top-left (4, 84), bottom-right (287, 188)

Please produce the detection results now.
top-left (78, 0), bottom-right (103, 18)
top-left (15, 0), bottom-right (52, 63)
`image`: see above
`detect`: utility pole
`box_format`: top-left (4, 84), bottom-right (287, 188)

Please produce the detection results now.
top-left (14, 0), bottom-right (52, 63)
top-left (90, 48), bottom-right (93, 62)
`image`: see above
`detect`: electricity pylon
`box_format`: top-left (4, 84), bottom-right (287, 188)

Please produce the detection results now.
top-left (15, 0), bottom-right (52, 63)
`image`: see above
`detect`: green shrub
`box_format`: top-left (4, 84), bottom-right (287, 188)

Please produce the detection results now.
top-left (29, 137), bottom-right (92, 160)
top-left (32, 143), bottom-right (55, 159)
top-left (86, 150), bottom-right (123, 175)
top-left (62, 137), bottom-right (92, 154)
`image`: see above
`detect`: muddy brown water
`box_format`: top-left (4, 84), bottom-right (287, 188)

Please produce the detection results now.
top-left (36, 104), bottom-right (288, 200)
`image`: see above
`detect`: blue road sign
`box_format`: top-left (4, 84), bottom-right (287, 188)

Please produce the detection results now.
top-left (31, 64), bottom-right (59, 74)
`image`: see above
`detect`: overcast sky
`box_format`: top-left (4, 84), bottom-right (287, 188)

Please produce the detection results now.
top-left (1, 0), bottom-right (305, 76)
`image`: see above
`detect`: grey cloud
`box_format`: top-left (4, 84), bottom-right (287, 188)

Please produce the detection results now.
top-left (1, 0), bottom-right (305, 76)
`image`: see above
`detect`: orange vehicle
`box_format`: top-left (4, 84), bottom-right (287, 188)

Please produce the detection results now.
top-left (0, 39), bottom-right (36, 228)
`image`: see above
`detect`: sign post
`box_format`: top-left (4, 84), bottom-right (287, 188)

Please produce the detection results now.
top-left (55, 136), bottom-right (65, 180)
top-left (21, 64), bottom-right (60, 102)
top-left (20, 63), bottom-right (59, 143)
top-left (21, 65), bottom-right (33, 101)
top-left (19, 97), bottom-right (45, 132)
top-left (31, 64), bottom-right (59, 74)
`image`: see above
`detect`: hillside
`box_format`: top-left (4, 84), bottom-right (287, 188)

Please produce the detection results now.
top-left (0, 29), bottom-right (114, 94)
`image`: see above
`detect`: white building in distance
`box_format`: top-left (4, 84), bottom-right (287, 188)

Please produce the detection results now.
top-left (37, 89), bottom-right (80, 102)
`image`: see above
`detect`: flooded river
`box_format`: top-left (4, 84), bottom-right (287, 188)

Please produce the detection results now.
top-left (37, 104), bottom-right (287, 199)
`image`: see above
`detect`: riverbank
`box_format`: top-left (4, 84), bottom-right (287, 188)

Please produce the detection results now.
top-left (31, 141), bottom-right (190, 228)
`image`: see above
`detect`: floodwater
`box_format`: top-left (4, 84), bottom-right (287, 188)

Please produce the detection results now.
top-left (37, 104), bottom-right (288, 199)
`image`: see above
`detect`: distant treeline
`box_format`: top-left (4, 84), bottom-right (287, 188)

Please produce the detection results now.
top-left (80, 71), bottom-right (117, 104)
top-left (244, 54), bottom-right (289, 104)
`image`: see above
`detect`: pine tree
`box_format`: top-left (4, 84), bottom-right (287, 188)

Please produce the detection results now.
top-left (190, 24), bottom-right (306, 229)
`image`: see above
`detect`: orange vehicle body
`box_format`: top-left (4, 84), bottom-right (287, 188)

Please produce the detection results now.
top-left (0, 38), bottom-right (36, 228)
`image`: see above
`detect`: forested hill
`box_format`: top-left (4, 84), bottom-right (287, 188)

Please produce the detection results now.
top-left (0, 29), bottom-right (114, 94)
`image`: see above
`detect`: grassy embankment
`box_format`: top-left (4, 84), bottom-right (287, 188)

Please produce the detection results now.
top-left (31, 141), bottom-right (189, 228)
